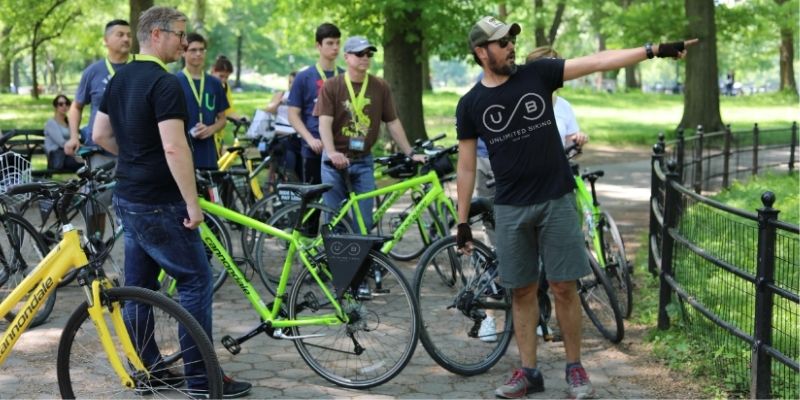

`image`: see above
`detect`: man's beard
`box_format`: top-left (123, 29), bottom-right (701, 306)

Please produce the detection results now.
top-left (487, 50), bottom-right (517, 76)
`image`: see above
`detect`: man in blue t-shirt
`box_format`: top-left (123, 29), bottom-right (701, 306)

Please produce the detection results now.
top-left (455, 16), bottom-right (696, 399)
top-left (177, 33), bottom-right (229, 170)
top-left (65, 19), bottom-right (131, 165)
top-left (288, 22), bottom-right (343, 184)
top-left (92, 6), bottom-right (250, 398)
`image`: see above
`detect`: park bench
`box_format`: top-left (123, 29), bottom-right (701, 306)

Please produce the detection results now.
top-left (0, 129), bottom-right (77, 178)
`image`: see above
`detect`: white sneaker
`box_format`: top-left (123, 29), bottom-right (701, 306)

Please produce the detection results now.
top-left (536, 325), bottom-right (543, 337)
top-left (479, 316), bottom-right (497, 342)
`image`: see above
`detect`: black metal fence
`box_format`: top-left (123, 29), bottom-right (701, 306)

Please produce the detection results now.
top-left (649, 132), bottom-right (799, 398)
top-left (661, 122), bottom-right (797, 194)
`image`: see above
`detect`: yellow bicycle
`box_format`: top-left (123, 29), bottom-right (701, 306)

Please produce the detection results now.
top-left (0, 180), bottom-right (223, 398)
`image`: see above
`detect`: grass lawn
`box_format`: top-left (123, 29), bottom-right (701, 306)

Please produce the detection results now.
top-left (1, 89), bottom-right (795, 148)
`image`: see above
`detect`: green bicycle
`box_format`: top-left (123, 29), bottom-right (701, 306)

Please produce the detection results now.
top-left (195, 182), bottom-right (420, 389)
top-left (250, 146), bottom-right (459, 295)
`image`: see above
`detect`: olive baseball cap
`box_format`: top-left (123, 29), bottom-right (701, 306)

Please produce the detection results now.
top-left (469, 16), bottom-right (521, 48)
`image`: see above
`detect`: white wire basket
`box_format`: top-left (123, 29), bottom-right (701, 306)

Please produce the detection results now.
top-left (0, 152), bottom-right (32, 210)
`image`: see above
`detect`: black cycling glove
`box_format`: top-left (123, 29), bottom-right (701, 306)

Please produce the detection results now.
top-left (657, 41), bottom-right (686, 58)
top-left (456, 223), bottom-right (473, 249)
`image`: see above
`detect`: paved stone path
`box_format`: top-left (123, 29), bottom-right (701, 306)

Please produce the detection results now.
top-left (1, 146), bottom-right (703, 399)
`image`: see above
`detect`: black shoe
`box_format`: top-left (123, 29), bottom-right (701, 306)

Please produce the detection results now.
top-left (133, 369), bottom-right (186, 395)
top-left (187, 375), bottom-right (252, 399)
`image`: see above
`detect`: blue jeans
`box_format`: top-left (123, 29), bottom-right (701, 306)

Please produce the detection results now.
top-left (321, 154), bottom-right (376, 232)
top-left (113, 195), bottom-right (213, 389)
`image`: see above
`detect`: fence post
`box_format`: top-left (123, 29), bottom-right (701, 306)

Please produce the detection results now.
top-left (649, 136), bottom-right (666, 277)
top-left (751, 192), bottom-right (779, 399)
top-left (693, 125), bottom-right (704, 194)
top-left (789, 121), bottom-right (797, 173)
top-left (658, 160), bottom-right (681, 330)
top-left (723, 124), bottom-right (732, 189)
top-left (676, 126), bottom-right (685, 181)
top-left (752, 123), bottom-right (760, 176)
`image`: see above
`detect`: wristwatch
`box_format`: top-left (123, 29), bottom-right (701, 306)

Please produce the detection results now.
top-left (644, 42), bottom-right (655, 59)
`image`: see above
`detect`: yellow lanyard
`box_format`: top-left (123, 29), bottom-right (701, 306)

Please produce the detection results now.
top-left (315, 62), bottom-right (337, 81)
top-left (105, 55), bottom-right (132, 77)
top-left (132, 54), bottom-right (168, 71)
top-left (182, 67), bottom-right (205, 123)
top-left (344, 73), bottom-right (369, 126)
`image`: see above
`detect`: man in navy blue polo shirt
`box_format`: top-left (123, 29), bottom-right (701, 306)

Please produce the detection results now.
top-left (287, 22), bottom-right (343, 185)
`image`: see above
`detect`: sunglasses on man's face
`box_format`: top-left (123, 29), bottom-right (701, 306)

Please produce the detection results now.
top-left (486, 35), bottom-right (516, 49)
top-left (351, 50), bottom-right (374, 58)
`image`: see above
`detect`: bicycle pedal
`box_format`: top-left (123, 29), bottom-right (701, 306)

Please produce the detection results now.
top-left (221, 335), bottom-right (241, 355)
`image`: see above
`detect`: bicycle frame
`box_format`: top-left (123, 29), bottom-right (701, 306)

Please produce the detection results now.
top-left (217, 137), bottom-right (265, 201)
top-left (0, 226), bottom-right (146, 387)
top-left (326, 170), bottom-right (457, 255)
top-left (573, 174), bottom-right (606, 268)
top-left (197, 199), bottom-right (346, 328)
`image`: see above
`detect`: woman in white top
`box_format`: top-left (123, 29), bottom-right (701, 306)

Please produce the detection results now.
top-left (526, 46), bottom-right (589, 148)
top-left (44, 94), bottom-right (82, 172)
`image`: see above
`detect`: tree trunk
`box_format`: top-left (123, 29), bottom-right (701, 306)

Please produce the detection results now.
top-left (595, 33), bottom-right (606, 91)
top-left (422, 54), bottom-right (432, 92)
top-left (680, 0), bottom-right (723, 132)
top-left (534, 0), bottom-right (547, 47)
top-left (193, 0), bottom-right (206, 35)
top-left (235, 34), bottom-right (242, 89)
top-left (625, 66), bottom-right (639, 90)
top-left (383, 7), bottom-right (426, 143)
top-left (498, 3), bottom-right (508, 19)
top-left (548, 1), bottom-right (565, 46)
top-left (0, 59), bottom-right (10, 93)
top-left (778, 26), bottom-right (797, 93)
top-left (130, 0), bottom-right (154, 54)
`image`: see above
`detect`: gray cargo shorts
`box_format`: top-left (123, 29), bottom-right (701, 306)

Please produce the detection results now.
top-left (494, 192), bottom-right (590, 288)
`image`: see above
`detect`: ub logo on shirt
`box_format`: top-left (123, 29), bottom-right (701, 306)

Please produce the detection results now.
top-left (482, 92), bottom-right (546, 133)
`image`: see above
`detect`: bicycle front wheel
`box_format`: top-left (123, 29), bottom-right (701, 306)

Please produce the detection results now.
top-left (57, 286), bottom-right (223, 399)
top-left (0, 212), bottom-right (54, 328)
top-left (414, 236), bottom-right (512, 375)
top-left (578, 251), bottom-right (624, 343)
top-left (288, 250), bottom-right (419, 389)
top-left (598, 211), bottom-right (632, 318)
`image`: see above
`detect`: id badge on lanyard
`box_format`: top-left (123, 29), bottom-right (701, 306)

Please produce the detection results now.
top-left (349, 137), bottom-right (366, 151)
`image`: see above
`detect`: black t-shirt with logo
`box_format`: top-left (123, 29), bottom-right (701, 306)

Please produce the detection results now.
top-left (99, 60), bottom-right (188, 204)
top-left (456, 59), bottom-right (574, 206)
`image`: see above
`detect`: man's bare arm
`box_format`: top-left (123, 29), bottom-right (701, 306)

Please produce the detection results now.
top-left (564, 39), bottom-right (698, 82)
top-left (65, 101), bottom-right (84, 155)
top-left (159, 118), bottom-right (203, 229)
top-left (92, 111), bottom-right (118, 155)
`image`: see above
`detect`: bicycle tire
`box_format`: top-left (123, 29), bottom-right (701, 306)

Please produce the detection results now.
top-left (578, 250), bottom-right (624, 343)
top-left (56, 286), bottom-right (223, 398)
top-left (0, 212), bottom-right (55, 328)
top-left (599, 211), bottom-right (632, 319)
top-left (252, 202), bottom-right (351, 296)
top-left (413, 236), bottom-right (513, 375)
top-left (288, 249), bottom-right (419, 388)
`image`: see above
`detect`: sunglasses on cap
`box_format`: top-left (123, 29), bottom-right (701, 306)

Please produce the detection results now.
top-left (484, 35), bottom-right (516, 49)
top-left (350, 50), bottom-right (374, 58)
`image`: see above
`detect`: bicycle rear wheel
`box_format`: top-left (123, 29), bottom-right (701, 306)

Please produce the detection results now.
top-left (413, 236), bottom-right (512, 375)
top-left (0, 212), bottom-right (54, 328)
top-left (578, 251), bottom-right (624, 343)
top-left (288, 250), bottom-right (419, 389)
top-left (598, 211), bottom-right (632, 318)
top-left (252, 202), bottom-right (350, 295)
top-left (57, 286), bottom-right (223, 399)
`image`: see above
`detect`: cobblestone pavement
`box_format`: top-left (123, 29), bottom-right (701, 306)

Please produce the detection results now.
top-left (1, 146), bottom-right (694, 399)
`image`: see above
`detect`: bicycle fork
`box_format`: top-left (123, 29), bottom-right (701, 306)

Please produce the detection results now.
top-left (78, 274), bottom-right (149, 389)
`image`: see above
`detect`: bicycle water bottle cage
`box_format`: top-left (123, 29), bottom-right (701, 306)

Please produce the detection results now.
top-left (321, 225), bottom-right (386, 298)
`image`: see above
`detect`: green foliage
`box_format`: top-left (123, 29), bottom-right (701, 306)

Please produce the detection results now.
top-left (712, 172), bottom-right (799, 223)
